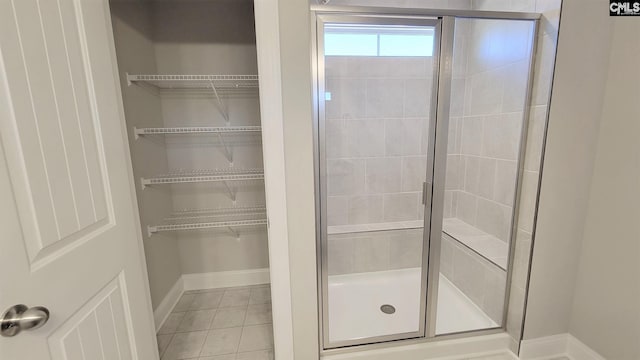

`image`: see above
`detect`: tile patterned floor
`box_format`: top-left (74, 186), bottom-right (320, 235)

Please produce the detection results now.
top-left (157, 284), bottom-right (274, 360)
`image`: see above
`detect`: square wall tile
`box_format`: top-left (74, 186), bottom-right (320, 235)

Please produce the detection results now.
top-left (531, 33), bottom-right (556, 106)
top-left (494, 160), bottom-right (517, 206)
top-left (482, 267), bottom-right (507, 324)
top-left (404, 78), bottom-right (433, 118)
top-left (465, 70), bottom-right (503, 116)
top-left (456, 191), bottom-right (478, 225)
top-left (446, 155), bottom-right (463, 191)
top-left (327, 196), bottom-right (348, 226)
top-left (325, 78), bottom-right (367, 119)
top-left (327, 159), bottom-right (365, 196)
top-left (478, 158), bottom-right (498, 199)
top-left (450, 79), bottom-right (467, 117)
top-left (512, 229), bottom-right (533, 287)
top-left (460, 116), bottom-right (484, 156)
top-left (326, 119), bottom-right (348, 158)
top-left (347, 195), bottom-right (384, 225)
top-left (517, 170), bottom-right (538, 233)
top-left (346, 119), bottom-right (385, 157)
top-left (451, 244), bottom-right (486, 305)
top-left (366, 79), bottom-right (404, 118)
top-left (440, 235), bottom-right (455, 279)
top-left (482, 113), bottom-right (523, 161)
top-left (502, 60), bottom-right (530, 113)
top-left (385, 118), bottom-right (425, 156)
top-left (388, 230), bottom-right (424, 269)
top-left (476, 198), bottom-right (512, 242)
top-left (444, 190), bottom-right (454, 218)
top-left (524, 105), bottom-right (547, 172)
top-left (383, 193), bottom-right (420, 222)
top-left (327, 237), bottom-right (354, 275)
top-left (352, 235), bottom-right (389, 273)
top-left (365, 158), bottom-right (401, 194)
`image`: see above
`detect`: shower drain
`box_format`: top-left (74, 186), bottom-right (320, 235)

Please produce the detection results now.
top-left (380, 304), bottom-right (396, 315)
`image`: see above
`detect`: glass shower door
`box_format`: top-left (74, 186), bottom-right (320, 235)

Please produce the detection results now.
top-left (317, 15), bottom-right (441, 348)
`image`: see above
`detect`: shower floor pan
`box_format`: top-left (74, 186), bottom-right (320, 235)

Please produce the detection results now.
top-left (327, 268), bottom-right (497, 343)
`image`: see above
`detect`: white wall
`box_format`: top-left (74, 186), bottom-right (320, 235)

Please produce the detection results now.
top-left (110, 1), bottom-right (182, 310)
top-left (276, 0), bottom-right (321, 356)
top-left (523, 0), bottom-right (613, 339)
top-left (567, 18), bottom-right (640, 360)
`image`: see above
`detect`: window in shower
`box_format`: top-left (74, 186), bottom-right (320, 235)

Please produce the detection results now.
top-left (325, 26), bottom-right (435, 56)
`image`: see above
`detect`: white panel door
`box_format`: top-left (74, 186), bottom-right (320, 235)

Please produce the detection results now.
top-left (0, 0), bottom-right (158, 359)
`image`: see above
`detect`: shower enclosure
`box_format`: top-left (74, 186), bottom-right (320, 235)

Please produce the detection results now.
top-left (314, 9), bottom-right (538, 350)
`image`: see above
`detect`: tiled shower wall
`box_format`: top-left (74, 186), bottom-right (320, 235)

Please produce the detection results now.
top-left (440, 18), bottom-right (535, 326)
top-left (441, 234), bottom-right (506, 323)
top-left (465, 0), bottom-right (562, 349)
top-left (324, 56), bottom-right (432, 227)
top-left (328, 229), bottom-right (422, 276)
top-left (444, 19), bottom-right (534, 245)
top-left (324, 56), bottom-right (433, 277)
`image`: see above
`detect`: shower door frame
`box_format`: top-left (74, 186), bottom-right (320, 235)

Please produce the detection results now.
top-left (314, 14), bottom-right (443, 349)
top-left (312, 6), bottom-right (542, 353)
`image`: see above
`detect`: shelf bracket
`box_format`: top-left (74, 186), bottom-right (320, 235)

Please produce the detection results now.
top-left (227, 226), bottom-right (240, 239)
top-left (147, 226), bottom-right (156, 238)
top-left (210, 81), bottom-right (230, 125)
top-left (133, 126), bottom-right (142, 140)
top-left (216, 132), bottom-right (234, 164)
top-left (222, 180), bottom-right (237, 203)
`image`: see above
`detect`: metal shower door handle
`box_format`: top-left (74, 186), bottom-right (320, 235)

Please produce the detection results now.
top-left (1, 304), bottom-right (50, 337)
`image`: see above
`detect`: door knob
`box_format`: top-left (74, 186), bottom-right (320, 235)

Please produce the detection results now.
top-left (1, 304), bottom-right (50, 337)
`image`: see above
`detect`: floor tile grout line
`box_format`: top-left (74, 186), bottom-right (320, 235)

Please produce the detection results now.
top-left (161, 285), bottom-right (273, 360)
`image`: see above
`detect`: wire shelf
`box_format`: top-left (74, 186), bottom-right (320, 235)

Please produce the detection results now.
top-left (167, 206), bottom-right (266, 221)
top-left (127, 74), bottom-right (259, 90)
top-left (134, 126), bottom-right (261, 137)
top-left (148, 206), bottom-right (267, 236)
top-left (148, 219), bottom-right (267, 235)
top-left (141, 168), bottom-right (264, 188)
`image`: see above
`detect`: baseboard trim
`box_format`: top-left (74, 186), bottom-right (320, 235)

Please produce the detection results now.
top-left (153, 268), bottom-right (270, 333)
top-left (321, 333), bottom-right (513, 360)
top-left (182, 268), bottom-right (270, 291)
top-left (153, 277), bottom-right (184, 333)
top-left (566, 335), bottom-right (606, 360)
top-left (519, 334), bottom-right (605, 360)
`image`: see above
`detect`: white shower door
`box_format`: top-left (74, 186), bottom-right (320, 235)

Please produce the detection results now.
top-left (315, 15), bottom-right (443, 348)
